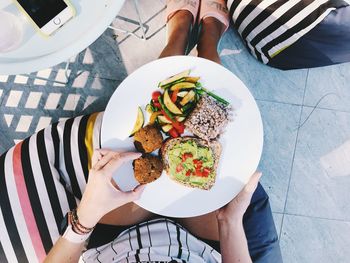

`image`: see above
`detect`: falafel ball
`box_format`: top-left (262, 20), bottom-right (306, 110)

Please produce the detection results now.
top-left (133, 155), bottom-right (163, 184)
top-left (134, 125), bottom-right (163, 153)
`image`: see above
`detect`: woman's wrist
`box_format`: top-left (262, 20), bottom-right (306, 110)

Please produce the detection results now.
top-left (217, 214), bottom-right (244, 227)
top-left (76, 205), bottom-right (101, 229)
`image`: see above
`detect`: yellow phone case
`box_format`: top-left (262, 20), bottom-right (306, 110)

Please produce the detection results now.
top-left (12, 0), bottom-right (76, 38)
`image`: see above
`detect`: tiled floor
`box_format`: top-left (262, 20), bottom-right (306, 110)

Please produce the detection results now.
top-left (1, 1), bottom-right (350, 262)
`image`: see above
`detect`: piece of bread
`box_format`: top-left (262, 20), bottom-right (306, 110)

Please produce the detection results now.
top-left (134, 125), bottom-right (163, 153)
top-left (161, 136), bottom-right (221, 190)
top-left (133, 154), bottom-right (163, 184)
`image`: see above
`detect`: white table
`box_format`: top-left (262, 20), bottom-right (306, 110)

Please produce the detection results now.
top-left (0, 0), bottom-right (127, 75)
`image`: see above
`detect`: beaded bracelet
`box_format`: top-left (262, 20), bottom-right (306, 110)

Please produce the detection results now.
top-left (69, 209), bottom-right (95, 235)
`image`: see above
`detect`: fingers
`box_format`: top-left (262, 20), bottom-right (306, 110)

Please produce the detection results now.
top-left (92, 151), bottom-right (116, 171)
top-left (91, 150), bottom-right (103, 167)
top-left (244, 171), bottom-right (262, 193)
top-left (125, 184), bottom-right (146, 202)
top-left (102, 152), bottom-right (142, 175)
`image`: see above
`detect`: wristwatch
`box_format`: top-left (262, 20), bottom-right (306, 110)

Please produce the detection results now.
top-left (60, 212), bottom-right (93, 243)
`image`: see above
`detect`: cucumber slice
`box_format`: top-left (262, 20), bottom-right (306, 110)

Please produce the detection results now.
top-left (159, 69), bottom-right (191, 87)
top-left (158, 115), bottom-right (172, 124)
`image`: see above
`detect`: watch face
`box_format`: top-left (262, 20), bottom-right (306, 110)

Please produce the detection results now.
top-left (60, 213), bottom-right (69, 235)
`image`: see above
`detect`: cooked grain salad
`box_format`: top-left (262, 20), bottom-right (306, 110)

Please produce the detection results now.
top-left (185, 95), bottom-right (232, 141)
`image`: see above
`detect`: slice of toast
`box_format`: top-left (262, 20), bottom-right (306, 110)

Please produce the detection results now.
top-left (161, 136), bottom-right (221, 190)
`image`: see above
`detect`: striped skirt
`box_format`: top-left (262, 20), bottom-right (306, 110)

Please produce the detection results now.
top-left (0, 112), bottom-right (103, 263)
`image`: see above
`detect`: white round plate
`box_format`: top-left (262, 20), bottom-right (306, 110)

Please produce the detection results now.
top-left (101, 56), bottom-right (263, 218)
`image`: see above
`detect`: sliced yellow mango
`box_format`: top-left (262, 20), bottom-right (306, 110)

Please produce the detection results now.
top-left (170, 82), bottom-right (196, 91)
top-left (164, 90), bottom-right (182, 114)
top-left (130, 107), bottom-right (144, 135)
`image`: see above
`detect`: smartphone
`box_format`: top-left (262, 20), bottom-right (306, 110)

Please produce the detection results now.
top-left (15, 0), bottom-right (75, 36)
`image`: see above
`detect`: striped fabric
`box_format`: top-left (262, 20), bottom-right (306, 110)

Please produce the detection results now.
top-left (80, 218), bottom-right (221, 263)
top-left (227, 0), bottom-right (348, 63)
top-left (0, 112), bottom-right (103, 263)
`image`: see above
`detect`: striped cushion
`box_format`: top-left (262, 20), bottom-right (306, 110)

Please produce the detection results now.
top-left (0, 112), bottom-right (103, 263)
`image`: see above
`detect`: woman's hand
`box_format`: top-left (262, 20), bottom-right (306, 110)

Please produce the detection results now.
top-left (217, 172), bottom-right (262, 223)
top-left (77, 149), bottom-right (145, 228)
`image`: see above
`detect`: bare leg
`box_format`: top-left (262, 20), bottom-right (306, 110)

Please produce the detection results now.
top-left (197, 17), bottom-right (226, 64)
top-left (175, 211), bottom-right (220, 241)
top-left (159, 10), bottom-right (193, 58)
top-left (99, 203), bottom-right (156, 226)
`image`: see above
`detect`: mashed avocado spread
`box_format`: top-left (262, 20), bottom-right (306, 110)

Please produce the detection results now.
top-left (168, 140), bottom-right (214, 186)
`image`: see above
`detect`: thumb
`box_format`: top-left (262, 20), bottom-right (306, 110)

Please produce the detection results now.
top-left (244, 171), bottom-right (262, 193)
top-left (124, 184), bottom-right (146, 202)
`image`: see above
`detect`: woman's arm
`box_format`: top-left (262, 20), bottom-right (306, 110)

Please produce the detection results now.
top-left (44, 150), bottom-right (144, 263)
top-left (217, 172), bottom-right (262, 263)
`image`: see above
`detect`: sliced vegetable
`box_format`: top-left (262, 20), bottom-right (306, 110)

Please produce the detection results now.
top-left (184, 76), bottom-right (200, 83)
top-left (145, 104), bottom-right (153, 114)
top-left (159, 69), bottom-right (191, 87)
top-left (158, 115), bottom-right (172, 124)
top-left (171, 90), bottom-right (179, 103)
top-left (181, 102), bottom-right (196, 113)
top-left (176, 116), bottom-right (185, 122)
top-left (164, 90), bottom-right (182, 115)
top-left (158, 96), bottom-right (175, 120)
top-left (169, 128), bottom-right (179, 138)
top-left (177, 91), bottom-right (189, 98)
top-left (195, 83), bottom-right (230, 106)
top-left (149, 111), bottom-right (161, 124)
top-left (180, 90), bottom-right (196, 106)
top-left (172, 121), bottom-right (185, 134)
top-left (161, 124), bottom-right (173, 132)
top-left (130, 107), bottom-right (144, 135)
top-left (170, 82), bottom-right (196, 91)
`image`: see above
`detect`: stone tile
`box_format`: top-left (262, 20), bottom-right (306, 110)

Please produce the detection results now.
top-left (70, 30), bottom-right (128, 81)
top-left (304, 63), bottom-right (350, 112)
top-left (286, 107), bottom-right (350, 220)
top-left (280, 214), bottom-right (350, 263)
top-left (219, 28), bottom-right (308, 105)
top-left (273, 212), bottom-right (283, 236)
top-left (113, 0), bottom-right (166, 74)
top-left (257, 100), bottom-right (301, 213)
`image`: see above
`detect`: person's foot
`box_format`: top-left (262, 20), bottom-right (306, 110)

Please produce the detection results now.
top-left (159, 0), bottom-right (200, 58)
top-left (197, 0), bottom-right (230, 64)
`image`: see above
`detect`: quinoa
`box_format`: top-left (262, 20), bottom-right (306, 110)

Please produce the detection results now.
top-left (185, 95), bottom-right (232, 141)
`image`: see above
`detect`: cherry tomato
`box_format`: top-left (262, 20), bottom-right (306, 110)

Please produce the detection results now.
top-left (152, 91), bottom-right (162, 102)
top-left (202, 168), bottom-right (211, 177)
top-left (185, 170), bottom-right (191, 176)
top-left (182, 153), bottom-right (193, 162)
top-left (153, 101), bottom-right (161, 108)
top-left (171, 90), bottom-right (179, 103)
top-left (176, 164), bottom-right (183, 173)
top-left (195, 169), bottom-right (203, 177)
top-left (169, 128), bottom-right (179, 138)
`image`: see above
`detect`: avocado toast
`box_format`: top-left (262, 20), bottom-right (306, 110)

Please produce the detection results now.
top-left (161, 137), bottom-right (221, 190)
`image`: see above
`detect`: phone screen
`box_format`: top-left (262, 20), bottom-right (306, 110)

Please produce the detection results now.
top-left (17, 0), bottom-right (68, 28)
